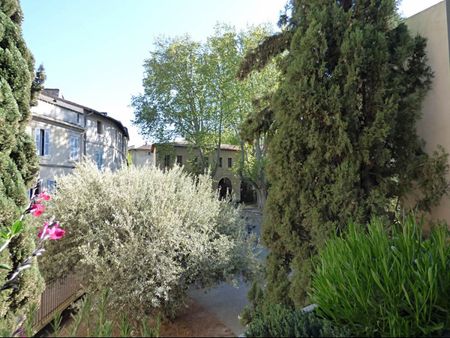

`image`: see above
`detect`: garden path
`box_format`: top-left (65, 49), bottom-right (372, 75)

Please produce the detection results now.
top-left (189, 206), bottom-right (264, 336)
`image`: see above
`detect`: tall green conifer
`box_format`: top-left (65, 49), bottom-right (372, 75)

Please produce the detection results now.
top-left (258, 0), bottom-right (448, 307)
top-left (0, 0), bottom-right (43, 330)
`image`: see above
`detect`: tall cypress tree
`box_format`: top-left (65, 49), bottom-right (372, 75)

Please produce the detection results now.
top-left (0, 0), bottom-right (43, 330)
top-left (257, 0), bottom-right (448, 308)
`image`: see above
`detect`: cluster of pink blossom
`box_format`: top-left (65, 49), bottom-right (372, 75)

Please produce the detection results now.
top-left (29, 192), bottom-right (65, 240)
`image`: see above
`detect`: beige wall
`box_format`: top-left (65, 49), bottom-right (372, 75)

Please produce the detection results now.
top-left (129, 149), bottom-right (154, 167)
top-left (406, 0), bottom-right (450, 225)
top-left (30, 95), bottom-right (129, 189)
top-left (85, 114), bottom-right (128, 171)
top-left (155, 145), bottom-right (241, 201)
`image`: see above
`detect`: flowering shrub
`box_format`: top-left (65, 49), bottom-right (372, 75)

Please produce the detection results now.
top-left (39, 162), bottom-right (258, 317)
top-left (0, 184), bottom-right (65, 336)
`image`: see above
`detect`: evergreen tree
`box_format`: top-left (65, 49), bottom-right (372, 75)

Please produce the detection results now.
top-left (0, 0), bottom-right (43, 330)
top-left (248, 0), bottom-right (448, 308)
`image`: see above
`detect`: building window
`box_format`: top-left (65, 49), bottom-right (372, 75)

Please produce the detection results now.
top-left (69, 135), bottom-right (80, 161)
top-left (118, 132), bottom-right (123, 151)
top-left (219, 157), bottom-right (223, 168)
top-left (76, 113), bottom-right (81, 125)
top-left (46, 180), bottom-right (56, 192)
top-left (97, 121), bottom-right (103, 134)
top-left (95, 150), bottom-right (103, 170)
top-left (228, 157), bottom-right (232, 168)
top-left (176, 155), bottom-right (183, 166)
top-left (148, 152), bottom-right (152, 156)
top-left (164, 155), bottom-right (171, 168)
top-left (205, 157), bottom-right (209, 168)
top-left (34, 128), bottom-right (50, 156)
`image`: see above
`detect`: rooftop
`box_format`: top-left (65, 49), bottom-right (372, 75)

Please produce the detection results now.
top-left (39, 89), bottom-right (130, 139)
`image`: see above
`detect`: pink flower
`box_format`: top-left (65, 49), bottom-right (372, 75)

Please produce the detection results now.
top-left (30, 203), bottom-right (45, 217)
top-left (38, 192), bottom-right (51, 201)
top-left (38, 222), bottom-right (65, 240)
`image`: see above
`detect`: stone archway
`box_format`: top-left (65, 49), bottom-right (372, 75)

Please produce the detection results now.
top-left (218, 177), bottom-right (232, 200)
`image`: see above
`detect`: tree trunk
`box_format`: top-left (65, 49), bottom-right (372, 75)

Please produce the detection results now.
top-left (256, 185), bottom-right (267, 210)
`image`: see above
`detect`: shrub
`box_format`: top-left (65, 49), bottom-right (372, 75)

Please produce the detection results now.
top-left (38, 162), bottom-right (258, 317)
top-left (244, 303), bottom-right (348, 337)
top-left (311, 216), bottom-right (450, 337)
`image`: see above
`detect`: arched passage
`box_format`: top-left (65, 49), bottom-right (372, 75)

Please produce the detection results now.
top-left (218, 177), bottom-right (232, 200)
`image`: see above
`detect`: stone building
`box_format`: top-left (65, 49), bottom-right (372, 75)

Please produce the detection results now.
top-left (151, 142), bottom-right (241, 201)
top-left (27, 88), bottom-right (129, 190)
top-left (128, 144), bottom-right (154, 167)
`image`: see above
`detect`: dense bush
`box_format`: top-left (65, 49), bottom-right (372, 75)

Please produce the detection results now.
top-left (244, 302), bottom-right (348, 337)
top-left (0, 0), bottom-right (43, 330)
top-left (311, 216), bottom-right (450, 337)
top-left (38, 162), bottom-right (258, 317)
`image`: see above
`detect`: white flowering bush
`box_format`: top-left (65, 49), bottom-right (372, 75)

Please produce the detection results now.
top-left (38, 162), bottom-right (258, 317)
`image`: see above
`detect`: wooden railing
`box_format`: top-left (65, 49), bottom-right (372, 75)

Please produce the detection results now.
top-left (33, 274), bottom-right (84, 333)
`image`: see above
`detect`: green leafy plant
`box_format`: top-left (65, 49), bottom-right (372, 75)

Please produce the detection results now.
top-left (69, 294), bottom-right (92, 337)
top-left (119, 314), bottom-right (133, 337)
top-left (244, 303), bottom-right (348, 337)
top-left (66, 290), bottom-right (160, 337)
top-left (311, 215), bottom-right (450, 337)
top-left (50, 311), bottom-right (63, 336)
top-left (140, 316), bottom-right (160, 338)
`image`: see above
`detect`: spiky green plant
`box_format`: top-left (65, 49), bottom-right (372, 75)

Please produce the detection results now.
top-left (311, 215), bottom-right (450, 337)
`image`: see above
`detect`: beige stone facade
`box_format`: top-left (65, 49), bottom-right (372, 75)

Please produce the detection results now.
top-left (128, 144), bottom-right (154, 167)
top-left (28, 89), bottom-right (129, 190)
top-left (151, 142), bottom-right (241, 201)
top-left (405, 1), bottom-right (450, 226)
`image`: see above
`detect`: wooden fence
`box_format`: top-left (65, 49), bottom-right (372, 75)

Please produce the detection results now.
top-left (33, 274), bottom-right (84, 333)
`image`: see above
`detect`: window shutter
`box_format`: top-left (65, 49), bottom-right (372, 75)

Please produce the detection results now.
top-left (44, 130), bottom-right (50, 156)
top-left (34, 129), bottom-right (41, 155)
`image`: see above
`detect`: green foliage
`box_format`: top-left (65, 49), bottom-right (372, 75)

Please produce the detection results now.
top-left (0, 0), bottom-right (43, 330)
top-left (39, 162), bottom-right (258, 318)
top-left (244, 303), bottom-right (349, 337)
top-left (133, 24), bottom-right (278, 179)
top-left (311, 215), bottom-right (450, 337)
top-left (50, 310), bottom-right (63, 336)
top-left (255, 0), bottom-right (448, 309)
top-left (30, 64), bottom-right (46, 106)
top-left (67, 291), bottom-right (161, 337)
top-left (140, 316), bottom-right (160, 338)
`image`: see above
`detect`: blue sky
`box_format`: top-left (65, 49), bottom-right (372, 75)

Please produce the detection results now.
top-left (21, 0), bottom-right (442, 146)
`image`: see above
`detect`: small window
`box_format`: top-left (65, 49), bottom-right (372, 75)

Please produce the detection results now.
top-left (205, 157), bottom-right (209, 167)
top-left (164, 155), bottom-right (171, 168)
top-left (34, 128), bottom-right (50, 156)
top-left (69, 135), bottom-right (80, 161)
top-left (118, 132), bottom-right (123, 150)
top-left (46, 180), bottom-right (56, 192)
top-left (76, 113), bottom-right (81, 124)
top-left (176, 155), bottom-right (183, 165)
top-left (228, 157), bottom-right (232, 168)
top-left (148, 151), bottom-right (152, 156)
top-left (219, 157), bottom-right (223, 168)
top-left (97, 121), bottom-right (103, 134)
top-left (95, 150), bottom-right (103, 170)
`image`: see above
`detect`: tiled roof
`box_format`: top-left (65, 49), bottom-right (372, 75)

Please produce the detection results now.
top-left (151, 141), bottom-right (239, 152)
top-left (129, 144), bottom-right (153, 151)
top-left (39, 92), bottom-right (130, 139)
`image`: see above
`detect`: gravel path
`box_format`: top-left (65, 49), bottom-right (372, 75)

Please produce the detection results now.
top-left (189, 206), bottom-right (263, 336)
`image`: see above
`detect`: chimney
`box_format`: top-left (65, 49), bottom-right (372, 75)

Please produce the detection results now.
top-left (42, 88), bottom-right (60, 98)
